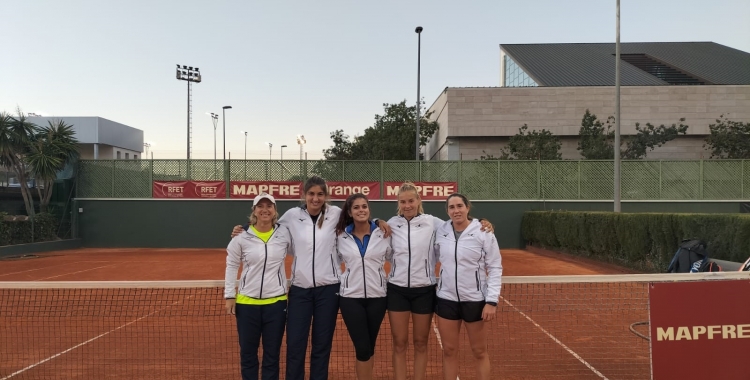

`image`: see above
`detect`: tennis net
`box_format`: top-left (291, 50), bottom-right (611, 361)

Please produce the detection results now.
top-left (2, 272), bottom-right (747, 380)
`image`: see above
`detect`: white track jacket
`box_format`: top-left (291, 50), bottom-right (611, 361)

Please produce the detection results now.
top-left (279, 205), bottom-right (343, 289)
top-left (336, 225), bottom-right (392, 298)
top-left (434, 219), bottom-right (502, 303)
top-left (386, 214), bottom-right (443, 288)
top-left (225, 224), bottom-right (294, 300)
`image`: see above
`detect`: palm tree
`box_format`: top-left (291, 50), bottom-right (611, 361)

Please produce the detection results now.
top-left (0, 110), bottom-right (37, 216)
top-left (26, 119), bottom-right (79, 213)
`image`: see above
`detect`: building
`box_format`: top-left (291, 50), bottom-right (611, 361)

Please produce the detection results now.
top-left (27, 116), bottom-right (143, 160)
top-left (424, 42), bottom-right (750, 160)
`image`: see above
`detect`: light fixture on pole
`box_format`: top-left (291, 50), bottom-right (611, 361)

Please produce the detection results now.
top-left (176, 64), bottom-right (201, 161)
top-left (415, 26), bottom-right (423, 161)
top-left (265, 142), bottom-right (273, 160)
top-left (281, 145), bottom-right (288, 160)
top-left (614, 0), bottom-right (621, 212)
top-left (296, 135), bottom-right (306, 160)
top-left (207, 113), bottom-right (219, 160)
top-left (143, 142), bottom-right (151, 159)
top-left (222, 106), bottom-right (232, 160)
top-left (240, 131), bottom-right (248, 160)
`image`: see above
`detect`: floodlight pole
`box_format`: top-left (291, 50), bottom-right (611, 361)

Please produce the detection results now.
top-left (614, 0), bottom-right (621, 212)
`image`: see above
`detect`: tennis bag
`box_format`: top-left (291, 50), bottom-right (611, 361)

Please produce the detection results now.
top-left (666, 239), bottom-right (722, 273)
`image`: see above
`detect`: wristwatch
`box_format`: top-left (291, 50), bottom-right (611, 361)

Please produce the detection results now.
top-left (486, 301), bottom-right (498, 307)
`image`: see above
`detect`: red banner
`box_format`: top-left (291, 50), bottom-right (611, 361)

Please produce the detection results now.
top-left (229, 181), bottom-right (380, 200)
top-left (649, 279), bottom-right (750, 380)
top-left (152, 181), bottom-right (225, 199)
top-left (383, 182), bottom-right (458, 200)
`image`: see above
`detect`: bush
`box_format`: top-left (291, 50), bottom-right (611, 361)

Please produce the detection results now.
top-left (521, 211), bottom-right (750, 272)
top-left (0, 213), bottom-right (60, 246)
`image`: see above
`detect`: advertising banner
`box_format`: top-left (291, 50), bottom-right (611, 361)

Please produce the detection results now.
top-left (649, 279), bottom-right (750, 380)
top-left (383, 182), bottom-right (458, 200)
top-left (229, 181), bottom-right (380, 200)
top-left (152, 181), bottom-right (225, 199)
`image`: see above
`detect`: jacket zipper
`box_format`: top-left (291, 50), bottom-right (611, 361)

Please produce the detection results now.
top-left (438, 269), bottom-right (443, 290)
top-left (475, 271), bottom-right (480, 291)
top-left (425, 259), bottom-right (428, 278)
top-left (379, 269), bottom-right (383, 287)
top-left (407, 219), bottom-right (412, 288)
top-left (454, 234), bottom-right (461, 302)
top-left (361, 254), bottom-right (368, 298)
top-left (258, 227), bottom-right (279, 299)
top-left (312, 217), bottom-right (317, 287)
top-left (330, 255), bottom-right (336, 276)
top-left (346, 269), bottom-right (350, 288)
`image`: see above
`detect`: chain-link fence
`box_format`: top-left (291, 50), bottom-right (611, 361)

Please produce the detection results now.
top-left (76, 159), bottom-right (749, 200)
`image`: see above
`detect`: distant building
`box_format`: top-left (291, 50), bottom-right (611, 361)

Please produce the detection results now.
top-left (425, 42), bottom-right (750, 160)
top-left (27, 116), bottom-right (143, 160)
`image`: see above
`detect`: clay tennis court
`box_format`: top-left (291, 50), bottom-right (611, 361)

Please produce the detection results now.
top-left (1, 248), bottom-right (649, 379)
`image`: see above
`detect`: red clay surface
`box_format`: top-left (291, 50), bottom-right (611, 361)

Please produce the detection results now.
top-left (0, 248), bottom-right (649, 379)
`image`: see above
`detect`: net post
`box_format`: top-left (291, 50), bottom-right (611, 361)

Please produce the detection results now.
top-left (380, 160), bottom-right (384, 198)
top-left (497, 160), bottom-right (501, 199)
top-left (149, 159), bottom-right (154, 198)
top-left (699, 159), bottom-right (704, 199)
top-left (224, 160), bottom-right (230, 199)
top-left (536, 160), bottom-right (541, 199)
top-left (111, 160), bottom-right (116, 197)
top-left (742, 159), bottom-right (746, 198)
top-left (577, 160), bottom-right (581, 199)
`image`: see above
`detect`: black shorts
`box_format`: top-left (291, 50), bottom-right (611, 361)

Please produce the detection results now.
top-left (386, 283), bottom-right (436, 314)
top-left (435, 297), bottom-right (485, 323)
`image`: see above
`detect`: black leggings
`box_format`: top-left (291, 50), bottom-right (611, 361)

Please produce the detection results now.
top-left (338, 296), bottom-right (387, 362)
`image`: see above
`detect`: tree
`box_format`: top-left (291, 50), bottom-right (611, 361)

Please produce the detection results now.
top-left (576, 109), bottom-right (689, 159)
top-left (323, 100), bottom-right (439, 160)
top-left (577, 110), bottom-right (615, 159)
top-left (481, 124), bottom-right (562, 160)
top-left (26, 120), bottom-right (80, 212)
top-left (0, 110), bottom-right (36, 216)
top-left (703, 115), bottom-right (750, 159)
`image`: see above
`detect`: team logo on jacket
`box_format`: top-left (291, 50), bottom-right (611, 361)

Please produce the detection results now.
top-left (397, 224), bottom-right (403, 228)
top-left (443, 234), bottom-right (449, 237)
top-left (298, 218), bottom-right (305, 222)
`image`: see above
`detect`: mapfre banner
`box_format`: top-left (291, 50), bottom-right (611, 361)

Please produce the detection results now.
top-left (152, 181), bottom-right (225, 199)
top-left (383, 182), bottom-right (458, 200)
top-left (229, 181), bottom-right (380, 200)
top-left (649, 279), bottom-right (750, 380)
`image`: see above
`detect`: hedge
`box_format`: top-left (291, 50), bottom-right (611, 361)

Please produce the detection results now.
top-left (521, 211), bottom-right (750, 273)
top-left (0, 213), bottom-right (60, 246)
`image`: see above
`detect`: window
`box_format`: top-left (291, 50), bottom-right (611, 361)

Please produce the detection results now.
top-left (116, 151), bottom-right (121, 159)
top-left (134, 155), bottom-right (138, 160)
top-left (503, 55), bottom-right (538, 87)
top-left (125, 153), bottom-right (129, 159)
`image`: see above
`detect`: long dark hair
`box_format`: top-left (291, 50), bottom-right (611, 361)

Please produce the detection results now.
top-left (446, 193), bottom-right (473, 221)
top-left (335, 193), bottom-right (369, 235)
top-left (304, 176), bottom-right (328, 229)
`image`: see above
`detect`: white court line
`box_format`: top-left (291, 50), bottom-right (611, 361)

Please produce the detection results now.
top-left (33, 264), bottom-right (119, 280)
top-left (501, 297), bottom-right (609, 380)
top-left (0, 295), bottom-right (196, 380)
top-left (0, 261), bottom-right (111, 278)
top-left (431, 319), bottom-right (460, 380)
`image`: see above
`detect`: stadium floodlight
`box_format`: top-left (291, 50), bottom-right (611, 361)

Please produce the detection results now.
top-left (176, 64), bottom-right (202, 162)
top-left (265, 142), bottom-right (273, 160)
top-left (207, 113), bottom-right (219, 160)
top-left (281, 145), bottom-right (288, 160)
top-left (222, 106), bottom-right (232, 160)
top-left (415, 26), bottom-right (423, 161)
top-left (296, 135), bottom-right (306, 160)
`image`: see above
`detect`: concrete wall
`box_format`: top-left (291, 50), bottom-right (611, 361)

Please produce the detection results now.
top-left (27, 116), bottom-right (143, 155)
top-left (425, 85), bottom-right (750, 160)
top-left (73, 199), bottom-right (745, 250)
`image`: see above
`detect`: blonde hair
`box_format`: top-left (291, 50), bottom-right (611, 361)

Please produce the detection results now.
top-left (396, 182), bottom-right (424, 215)
top-left (249, 204), bottom-right (280, 226)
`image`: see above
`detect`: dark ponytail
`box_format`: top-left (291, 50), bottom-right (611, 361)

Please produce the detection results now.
top-left (335, 193), bottom-right (369, 235)
top-left (303, 176), bottom-right (329, 229)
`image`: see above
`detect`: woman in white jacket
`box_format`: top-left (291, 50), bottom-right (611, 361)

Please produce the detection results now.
top-left (335, 193), bottom-right (392, 380)
top-left (433, 193), bottom-right (502, 380)
top-left (225, 193), bottom-right (294, 380)
top-left (386, 182), bottom-right (493, 380)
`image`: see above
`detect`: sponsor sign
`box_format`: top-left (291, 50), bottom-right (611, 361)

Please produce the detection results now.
top-left (649, 279), bottom-right (750, 380)
top-left (152, 181), bottom-right (225, 199)
top-left (383, 182), bottom-right (458, 200)
top-left (229, 181), bottom-right (380, 200)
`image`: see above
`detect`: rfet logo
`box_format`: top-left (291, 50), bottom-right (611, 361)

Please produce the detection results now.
top-left (384, 182), bottom-right (457, 200)
top-left (152, 181), bottom-right (225, 198)
top-left (193, 181), bottom-right (225, 198)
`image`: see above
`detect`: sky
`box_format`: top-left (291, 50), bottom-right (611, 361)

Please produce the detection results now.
top-left (2, 0), bottom-right (749, 160)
